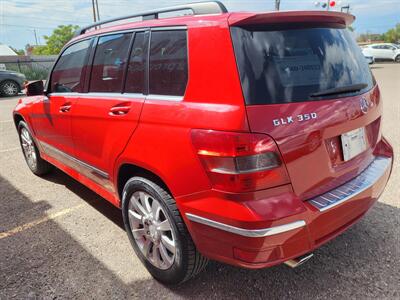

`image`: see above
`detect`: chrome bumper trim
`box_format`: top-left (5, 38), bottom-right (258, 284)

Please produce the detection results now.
top-left (186, 213), bottom-right (306, 238)
top-left (309, 156), bottom-right (392, 212)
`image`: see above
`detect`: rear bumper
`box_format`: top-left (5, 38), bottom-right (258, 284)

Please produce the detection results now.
top-left (179, 141), bottom-right (393, 268)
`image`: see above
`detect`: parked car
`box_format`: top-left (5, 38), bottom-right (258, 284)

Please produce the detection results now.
top-left (13, 2), bottom-right (393, 285)
top-left (364, 54), bottom-right (374, 64)
top-left (0, 70), bottom-right (26, 97)
top-left (362, 43), bottom-right (400, 62)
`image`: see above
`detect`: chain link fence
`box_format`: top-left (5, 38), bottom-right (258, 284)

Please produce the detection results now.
top-left (0, 56), bottom-right (57, 81)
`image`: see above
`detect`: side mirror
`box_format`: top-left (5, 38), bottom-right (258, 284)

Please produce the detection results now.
top-left (26, 80), bottom-right (44, 96)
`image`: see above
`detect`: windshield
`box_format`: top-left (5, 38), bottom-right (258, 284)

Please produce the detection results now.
top-left (231, 24), bottom-right (374, 105)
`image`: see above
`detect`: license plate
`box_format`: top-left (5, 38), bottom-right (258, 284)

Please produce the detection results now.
top-left (341, 127), bottom-right (367, 161)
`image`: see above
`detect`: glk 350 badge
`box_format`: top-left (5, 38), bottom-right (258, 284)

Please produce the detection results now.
top-left (273, 113), bottom-right (317, 126)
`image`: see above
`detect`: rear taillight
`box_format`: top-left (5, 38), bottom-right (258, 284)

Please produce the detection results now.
top-left (191, 129), bottom-right (290, 193)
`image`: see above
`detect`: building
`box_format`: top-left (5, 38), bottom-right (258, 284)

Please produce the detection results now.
top-left (0, 43), bottom-right (17, 56)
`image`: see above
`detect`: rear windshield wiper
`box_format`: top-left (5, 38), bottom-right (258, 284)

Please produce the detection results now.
top-left (310, 83), bottom-right (368, 98)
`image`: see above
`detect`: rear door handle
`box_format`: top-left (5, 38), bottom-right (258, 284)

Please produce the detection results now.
top-left (60, 103), bottom-right (72, 113)
top-left (109, 104), bottom-right (131, 116)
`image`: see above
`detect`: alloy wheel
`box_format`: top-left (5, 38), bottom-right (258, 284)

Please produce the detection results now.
top-left (3, 81), bottom-right (18, 96)
top-left (20, 128), bottom-right (37, 169)
top-left (128, 191), bottom-right (176, 270)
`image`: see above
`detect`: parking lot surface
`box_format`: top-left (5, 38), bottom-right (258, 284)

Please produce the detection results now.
top-left (0, 63), bottom-right (399, 299)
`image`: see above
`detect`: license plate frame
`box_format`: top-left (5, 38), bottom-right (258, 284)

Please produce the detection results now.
top-left (341, 127), bottom-right (367, 161)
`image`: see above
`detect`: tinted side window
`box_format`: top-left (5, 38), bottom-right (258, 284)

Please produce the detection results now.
top-left (149, 30), bottom-right (188, 96)
top-left (90, 33), bottom-right (131, 93)
top-left (125, 32), bottom-right (147, 94)
top-left (51, 39), bottom-right (91, 93)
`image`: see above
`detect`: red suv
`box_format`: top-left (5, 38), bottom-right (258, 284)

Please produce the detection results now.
top-left (14, 1), bottom-right (393, 285)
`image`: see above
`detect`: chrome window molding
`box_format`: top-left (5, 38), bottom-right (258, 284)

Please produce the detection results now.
top-left (47, 92), bottom-right (146, 99)
top-left (186, 213), bottom-right (306, 238)
top-left (146, 94), bottom-right (183, 101)
top-left (47, 92), bottom-right (182, 101)
top-left (151, 26), bottom-right (187, 31)
top-left (309, 156), bottom-right (392, 212)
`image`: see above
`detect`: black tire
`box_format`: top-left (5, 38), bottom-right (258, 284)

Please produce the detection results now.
top-left (18, 121), bottom-right (52, 176)
top-left (395, 55), bottom-right (400, 63)
top-left (122, 176), bottom-right (208, 285)
top-left (0, 80), bottom-right (19, 97)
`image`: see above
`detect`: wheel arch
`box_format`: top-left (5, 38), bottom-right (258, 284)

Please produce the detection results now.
top-left (116, 163), bottom-right (172, 202)
top-left (13, 113), bottom-right (25, 129)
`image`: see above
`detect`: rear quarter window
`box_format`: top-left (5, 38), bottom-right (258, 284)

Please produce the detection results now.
top-left (149, 30), bottom-right (188, 96)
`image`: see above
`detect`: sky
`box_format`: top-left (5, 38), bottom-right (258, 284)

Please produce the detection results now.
top-left (0, 0), bottom-right (399, 49)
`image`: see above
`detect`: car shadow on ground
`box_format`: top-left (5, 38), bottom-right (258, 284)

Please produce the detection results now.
top-left (42, 168), bottom-right (124, 230)
top-left (1, 171), bottom-right (399, 299)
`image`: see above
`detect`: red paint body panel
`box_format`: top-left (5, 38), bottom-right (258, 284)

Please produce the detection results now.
top-left (71, 95), bottom-right (144, 183)
top-left (246, 86), bottom-right (382, 200)
top-left (13, 10), bottom-right (394, 270)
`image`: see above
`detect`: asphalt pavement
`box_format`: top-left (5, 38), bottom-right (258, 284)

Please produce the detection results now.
top-left (0, 63), bottom-right (399, 299)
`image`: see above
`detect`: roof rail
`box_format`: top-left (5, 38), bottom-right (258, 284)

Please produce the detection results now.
top-left (74, 1), bottom-right (228, 37)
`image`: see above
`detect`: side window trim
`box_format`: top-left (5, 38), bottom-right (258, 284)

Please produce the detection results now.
top-left (147, 28), bottom-right (189, 100)
top-left (47, 38), bottom-right (94, 94)
top-left (83, 36), bottom-right (99, 93)
top-left (47, 26), bottom-right (188, 100)
top-left (121, 30), bottom-right (150, 95)
top-left (122, 30), bottom-right (150, 96)
top-left (120, 32), bottom-right (138, 93)
top-left (87, 32), bottom-right (133, 93)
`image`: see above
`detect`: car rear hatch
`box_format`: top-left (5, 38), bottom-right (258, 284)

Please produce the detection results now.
top-left (229, 11), bottom-right (382, 200)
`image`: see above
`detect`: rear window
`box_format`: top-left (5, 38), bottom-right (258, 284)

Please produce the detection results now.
top-left (231, 24), bottom-right (374, 105)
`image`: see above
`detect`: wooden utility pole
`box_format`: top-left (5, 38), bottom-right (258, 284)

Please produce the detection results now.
top-left (95, 0), bottom-right (100, 21)
top-left (91, 0), bottom-right (97, 22)
top-left (275, 0), bottom-right (281, 11)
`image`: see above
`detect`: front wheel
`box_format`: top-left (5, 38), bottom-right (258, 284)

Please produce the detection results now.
top-left (122, 177), bottom-right (208, 285)
top-left (18, 121), bottom-right (52, 175)
top-left (395, 55), bottom-right (400, 63)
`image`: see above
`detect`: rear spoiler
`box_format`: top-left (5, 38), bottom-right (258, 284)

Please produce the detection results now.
top-left (228, 11), bottom-right (355, 27)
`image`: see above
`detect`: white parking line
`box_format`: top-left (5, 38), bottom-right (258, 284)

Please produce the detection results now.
top-left (0, 147), bottom-right (20, 153)
top-left (0, 204), bottom-right (84, 240)
top-left (0, 120), bottom-right (13, 123)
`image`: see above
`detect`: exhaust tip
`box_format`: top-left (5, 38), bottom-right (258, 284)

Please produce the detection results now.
top-left (284, 253), bottom-right (314, 268)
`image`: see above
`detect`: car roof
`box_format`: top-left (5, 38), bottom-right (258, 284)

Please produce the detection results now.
top-left (68, 9), bottom-right (354, 46)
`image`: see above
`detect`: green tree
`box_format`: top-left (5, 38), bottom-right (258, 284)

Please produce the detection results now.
top-left (383, 23), bottom-right (400, 43)
top-left (32, 24), bottom-right (79, 55)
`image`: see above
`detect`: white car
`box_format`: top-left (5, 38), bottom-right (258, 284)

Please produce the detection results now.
top-left (363, 54), bottom-right (374, 65)
top-left (362, 43), bottom-right (400, 62)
